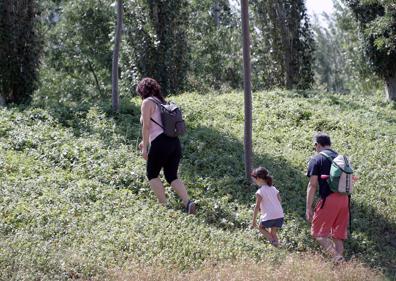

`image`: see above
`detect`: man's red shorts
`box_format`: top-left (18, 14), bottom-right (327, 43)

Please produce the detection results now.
top-left (311, 193), bottom-right (349, 240)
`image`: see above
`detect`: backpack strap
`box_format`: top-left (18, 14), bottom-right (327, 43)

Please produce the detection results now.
top-left (319, 151), bottom-right (333, 162)
top-left (321, 151), bottom-right (351, 174)
top-left (348, 194), bottom-right (352, 235)
top-left (150, 117), bottom-right (164, 129)
top-left (147, 97), bottom-right (165, 130)
top-left (147, 96), bottom-right (163, 106)
top-left (319, 151), bottom-right (334, 209)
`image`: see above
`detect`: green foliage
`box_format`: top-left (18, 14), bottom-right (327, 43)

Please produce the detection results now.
top-left (122, 0), bottom-right (190, 96)
top-left (0, 0), bottom-right (42, 104)
top-left (187, 0), bottom-right (243, 92)
top-left (344, 0), bottom-right (396, 79)
top-left (251, 0), bottom-right (315, 90)
top-left (312, 5), bottom-right (378, 93)
top-left (42, 0), bottom-right (113, 97)
top-left (1, 89), bottom-right (395, 279)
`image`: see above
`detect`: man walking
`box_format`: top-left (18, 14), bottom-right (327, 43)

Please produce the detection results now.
top-left (306, 132), bottom-right (349, 262)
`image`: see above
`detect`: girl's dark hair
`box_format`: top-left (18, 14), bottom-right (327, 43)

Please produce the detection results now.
top-left (252, 166), bottom-right (273, 186)
top-left (136, 77), bottom-right (165, 103)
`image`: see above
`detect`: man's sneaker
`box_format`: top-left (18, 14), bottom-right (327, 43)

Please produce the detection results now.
top-left (333, 255), bottom-right (345, 265)
top-left (186, 200), bottom-right (196, 215)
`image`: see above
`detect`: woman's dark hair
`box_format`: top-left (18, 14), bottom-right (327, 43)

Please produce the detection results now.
top-left (314, 132), bottom-right (331, 146)
top-left (251, 166), bottom-right (273, 186)
top-left (136, 77), bottom-right (165, 103)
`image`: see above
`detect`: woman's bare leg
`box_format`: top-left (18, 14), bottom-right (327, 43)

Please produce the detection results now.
top-left (170, 179), bottom-right (189, 207)
top-left (149, 177), bottom-right (166, 205)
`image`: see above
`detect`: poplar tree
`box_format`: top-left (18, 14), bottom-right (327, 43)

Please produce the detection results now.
top-left (0, 0), bottom-right (42, 105)
top-left (123, 0), bottom-right (189, 96)
top-left (252, 0), bottom-right (315, 89)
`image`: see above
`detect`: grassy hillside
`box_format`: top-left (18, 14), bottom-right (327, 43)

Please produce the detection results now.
top-left (0, 90), bottom-right (394, 280)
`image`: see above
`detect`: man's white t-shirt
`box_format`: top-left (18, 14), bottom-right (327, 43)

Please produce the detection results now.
top-left (256, 185), bottom-right (284, 221)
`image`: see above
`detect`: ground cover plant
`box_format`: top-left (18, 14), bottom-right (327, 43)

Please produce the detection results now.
top-left (0, 90), bottom-right (394, 280)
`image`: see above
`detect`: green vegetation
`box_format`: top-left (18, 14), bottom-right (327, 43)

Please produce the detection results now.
top-left (345, 0), bottom-right (396, 100)
top-left (0, 90), bottom-right (395, 280)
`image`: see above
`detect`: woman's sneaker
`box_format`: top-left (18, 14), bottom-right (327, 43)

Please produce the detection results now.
top-left (186, 200), bottom-right (196, 215)
top-left (270, 240), bottom-right (280, 247)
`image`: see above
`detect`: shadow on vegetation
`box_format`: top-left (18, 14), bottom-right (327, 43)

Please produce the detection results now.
top-left (179, 125), bottom-right (395, 278)
top-left (348, 202), bottom-right (396, 278)
top-left (177, 125), bottom-right (307, 224)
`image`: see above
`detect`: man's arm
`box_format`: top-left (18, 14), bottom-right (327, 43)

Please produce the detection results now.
top-left (306, 175), bottom-right (318, 223)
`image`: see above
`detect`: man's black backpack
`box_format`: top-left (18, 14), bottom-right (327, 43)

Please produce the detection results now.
top-left (149, 97), bottom-right (186, 138)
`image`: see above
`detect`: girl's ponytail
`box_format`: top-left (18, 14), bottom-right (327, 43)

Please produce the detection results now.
top-left (252, 166), bottom-right (273, 186)
top-left (264, 175), bottom-right (273, 186)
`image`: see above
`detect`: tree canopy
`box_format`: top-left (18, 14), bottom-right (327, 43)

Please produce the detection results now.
top-left (344, 0), bottom-right (396, 100)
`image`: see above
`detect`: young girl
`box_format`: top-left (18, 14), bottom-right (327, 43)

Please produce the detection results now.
top-left (251, 167), bottom-right (284, 246)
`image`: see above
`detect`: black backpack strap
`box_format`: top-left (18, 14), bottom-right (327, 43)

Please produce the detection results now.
top-left (147, 97), bottom-right (165, 129)
top-left (150, 117), bottom-right (164, 129)
top-left (348, 194), bottom-right (352, 235)
top-left (319, 151), bottom-right (333, 209)
top-left (320, 197), bottom-right (327, 209)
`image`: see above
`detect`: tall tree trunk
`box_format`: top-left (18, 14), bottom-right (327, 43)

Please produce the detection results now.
top-left (272, 1), bottom-right (293, 89)
top-left (112, 0), bottom-right (123, 113)
top-left (385, 73), bottom-right (396, 101)
top-left (0, 95), bottom-right (5, 107)
top-left (214, 1), bottom-right (220, 28)
top-left (241, 0), bottom-right (253, 179)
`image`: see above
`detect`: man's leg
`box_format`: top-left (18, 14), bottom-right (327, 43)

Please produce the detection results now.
top-left (316, 237), bottom-right (337, 257)
top-left (333, 238), bottom-right (344, 257)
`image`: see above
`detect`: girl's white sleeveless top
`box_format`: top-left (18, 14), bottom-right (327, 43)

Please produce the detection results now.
top-left (256, 185), bottom-right (284, 221)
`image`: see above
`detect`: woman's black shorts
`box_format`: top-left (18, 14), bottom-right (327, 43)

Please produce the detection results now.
top-left (147, 133), bottom-right (181, 184)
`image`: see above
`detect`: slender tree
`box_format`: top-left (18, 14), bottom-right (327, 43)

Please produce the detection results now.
top-left (241, 0), bottom-right (253, 179)
top-left (112, 0), bottom-right (123, 112)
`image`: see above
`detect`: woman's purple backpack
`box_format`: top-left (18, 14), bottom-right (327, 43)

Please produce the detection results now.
top-left (149, 97), bottom-right (187, 137)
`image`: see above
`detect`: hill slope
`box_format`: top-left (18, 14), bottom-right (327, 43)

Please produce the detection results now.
top-left (0, 90), bottom-right (394, 280)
